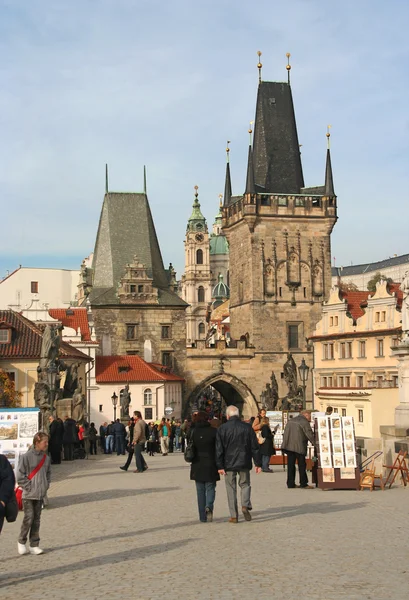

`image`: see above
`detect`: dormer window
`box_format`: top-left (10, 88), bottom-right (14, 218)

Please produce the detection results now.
top-left (0, 329), bottom-right (11, 343)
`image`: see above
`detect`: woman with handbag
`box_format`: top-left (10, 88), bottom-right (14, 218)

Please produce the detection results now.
top-left (0, 454), bottom-right (15, 534)
top-left (189, 411), bottom-right (220, 523)
top-left (259, 417), bottom-right (275, 473)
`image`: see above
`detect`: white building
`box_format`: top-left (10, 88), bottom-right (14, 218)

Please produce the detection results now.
top-left (332, 253), bottom-right (409, 290)
top-left (94, 355), bottom-right (184, 427)
top-left (0, 266), bottom-right (80, 310)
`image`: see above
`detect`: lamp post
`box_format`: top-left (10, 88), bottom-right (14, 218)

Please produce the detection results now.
top-left (111, 392), bottom-right (118, 421)
top-left (298, 359), bottom-right (310, 410)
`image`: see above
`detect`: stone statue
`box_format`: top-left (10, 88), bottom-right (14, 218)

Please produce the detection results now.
top-left (401, 271), bottom-right (409, 340)
top-left (120, 384), bottom-right (131, 419)
top-left (72, 379), bottom-right (85, 423)
top-left (63, 362), bottom-right (80, 398)
top-left (34, 382), bottom-right (52, 429)
top-left (283, 353), bottom-right (298, 398)
top-left (270, 372), bottom-right (279, 409)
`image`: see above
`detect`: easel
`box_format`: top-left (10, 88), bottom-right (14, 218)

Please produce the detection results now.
top-left (383, 450), bottom-right (409, 489)
top-left (359, 456), bottom-right (385, 491)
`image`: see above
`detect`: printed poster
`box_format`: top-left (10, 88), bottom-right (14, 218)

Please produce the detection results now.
top-left (340, 467), bottom-right (356, 479)
top-left (322, 468), bottom-right (335, 483)
top-left (0, 409), bottom-right (40, 473)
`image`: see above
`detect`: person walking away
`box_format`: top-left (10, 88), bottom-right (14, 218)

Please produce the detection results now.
top-left (158, 418), bottom-right (169, 456)
top-left (190, 412), bottom-right (220, 523)
top-left (105, 422), bottom-right (114, 454)
top-left (113, 419), bottom-right (126, 455)
top-left (48, 415), bottom-right (63, 464)
top-left (120, 419), bottom-right (135, 471)
top-left (216, 405), bottom-right (261, 523)
top-left (168, 419), bottom-right (176, 453)
top-left (82, 422), bottom-right (90, 457)
top-left (281, 410), bottom-right (315, 489)
top-left (99, 422), bottom-right (107, 453)
top-left (174, 421), bottom-right (182, 452)
top-left (89, 422), bottom-right (98, 455)
top-left (0, 454), bottom-right (15, 534)
top-left (259, 417), bottom-right (275, 473)
top-left (17, 432), bottom-right (51, 555)
top-left (63, 416), bottom-right (77, 461)
top-left (132, 411), bottom-right (148, 473)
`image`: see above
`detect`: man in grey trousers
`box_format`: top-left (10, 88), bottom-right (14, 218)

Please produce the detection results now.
top-left (216, 405), bottom-right (261, 523)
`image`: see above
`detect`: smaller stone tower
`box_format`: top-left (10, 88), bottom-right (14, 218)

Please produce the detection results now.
top-left (181, 187), bottom-right (212, 346)
top-left (210, 197), bottom-right (229, 288)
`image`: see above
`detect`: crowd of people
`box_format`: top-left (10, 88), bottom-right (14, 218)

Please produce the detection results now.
top-left (0, 403), bottom-right (319, 553)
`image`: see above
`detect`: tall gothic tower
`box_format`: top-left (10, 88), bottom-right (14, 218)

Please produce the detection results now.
top-left (222, 76), bottom-right (337, 362)
top-left (181, 187), bottom-right (212, 346)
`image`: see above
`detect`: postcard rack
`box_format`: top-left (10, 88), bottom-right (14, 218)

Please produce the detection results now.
top-left (315, 415), bottom-right (360, 490)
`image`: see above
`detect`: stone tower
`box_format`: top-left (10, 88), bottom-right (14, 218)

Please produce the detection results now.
top-left (181, 187), bottom-right (212, 346)
top-left (209, 200), bottom-right (229, 289)
top-left (222, 79), bottom-right (337, 365)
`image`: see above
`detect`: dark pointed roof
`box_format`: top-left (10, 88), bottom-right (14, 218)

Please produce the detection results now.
top-left (324, 148), bottom-right (335, 196)
top-left (90, 192), bottom-right (185, 306)
top-left (223, 162), bottom-right (232, 206)
top-left (252, 81), bottom-right (304, 194)
top-left (245, 145), bottom-right (256, 194)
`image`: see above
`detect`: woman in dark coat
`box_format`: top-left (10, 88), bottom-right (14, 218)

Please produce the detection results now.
top-left (49, 416), bottom-right (64, 464)
top-left (0, 454), bottom-right (15, 534)
top-left (259, 417), bottom-right (275, 473)
top-left (190, 411), bottom-right (220, 523)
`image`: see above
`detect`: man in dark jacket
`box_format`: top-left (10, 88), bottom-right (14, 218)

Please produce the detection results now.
top-left (112, 419), bottom-right (126, 455)
top-left (216, 405), bottom-right (261, 523)
top-left (0, 454), bottom-right (15, 534)
top-left (282, 411), bottom-right (315, 489)
top-left (99, 422), bottom-right (107, 453)
top-left (48, 416), bottom-right (63, 464)
top-left (63, 417), bottom-right (78, 461)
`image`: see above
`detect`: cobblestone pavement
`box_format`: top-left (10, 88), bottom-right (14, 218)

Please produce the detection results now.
top-left (0, 452), bottom-right (407, 600)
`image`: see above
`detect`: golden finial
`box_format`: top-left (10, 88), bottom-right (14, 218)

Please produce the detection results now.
top-left (248, 120), bottom-right (254, 145)
top-left (194, 185), bottom-right (199, 199)
top-left (218, 193), bottom-right (223, 208)
top-left (326, 125), bottom-right (331, 149)
top-left (286, 52), bottom-right (291, 84)
top-left (226, 140), bottom-right (231, 163)
top-left (257, 51), bottom-right (262, 84)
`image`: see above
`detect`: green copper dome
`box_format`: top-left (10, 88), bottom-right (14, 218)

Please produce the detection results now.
top-left (187, 188), bottom-right (207, 233)
top-left (210, 235), bottom-right (229, 255)
top-left (212, 273), bottom-right (230, 300)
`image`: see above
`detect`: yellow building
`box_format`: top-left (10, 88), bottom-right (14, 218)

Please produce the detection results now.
top-left (309, 281), bottom-right (402, 437)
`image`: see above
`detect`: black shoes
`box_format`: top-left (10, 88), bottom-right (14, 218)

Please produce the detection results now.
top-left (119, 466), bottom-right (127, 471)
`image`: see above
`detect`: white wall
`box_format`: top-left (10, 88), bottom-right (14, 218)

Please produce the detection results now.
top-left (0, 267), bottom-right (80, 309)
top-left (91, 382), bottom-right (182, 427)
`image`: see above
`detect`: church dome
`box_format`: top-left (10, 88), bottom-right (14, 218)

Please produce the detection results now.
top-left (212, 273), bottom-right (230, 300)
top-left (210, 235), bottom-right (229, 256)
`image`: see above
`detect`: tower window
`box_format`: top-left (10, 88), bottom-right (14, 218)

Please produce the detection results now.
top-left (198, 286), bottom-right (205, 303)
top-left (126, 325), bottom-right (137, 340)
top-left (162, 352), bottom-right (172, 367)
top-left (130, 285), bottom-right (136, 293)
top-left (196, 249), bottom-right (203, 265)
top-left (288, 325), bottom-right (299, 349)
top-left (198, 323), bottom-right (206, 337)
top-left (161, 326), bottom-right (170, 339)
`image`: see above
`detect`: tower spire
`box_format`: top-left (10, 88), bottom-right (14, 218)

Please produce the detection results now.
top-left (257, 51), bottom-right (262, 84)
top-left (324, 126), bottom-right (335, 196)
top-left (286, 53), bottom-right (292, 85)
top-left (143, 165), bottom-right (147, 194)
top-left (223, 141), bottom-right (232, 206)
top-left (245, 123), bottom-right (256, 195)
top-left (105, 163), bottom-right (109, 194)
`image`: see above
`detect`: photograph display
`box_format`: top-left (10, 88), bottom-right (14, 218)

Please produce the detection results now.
top-left (322, 468), bottom-right (335, 482)
top-left (320, 453), bottom-right (332, 468)
top-left (340, 468), bottom-right (356, 479)
top-left (317, 415), bottom-right (356, 472)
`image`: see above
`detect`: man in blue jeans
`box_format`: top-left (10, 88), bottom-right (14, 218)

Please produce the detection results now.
top-left (132, 411), bottom-right (148, 473)
top-left (112, 419), bottom-right (126, 455)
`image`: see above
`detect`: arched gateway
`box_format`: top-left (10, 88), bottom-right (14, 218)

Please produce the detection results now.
top-left (185, 372), bottom-right (258, 420)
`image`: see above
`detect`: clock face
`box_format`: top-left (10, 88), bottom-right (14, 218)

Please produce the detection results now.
top-left (195, 233), bottom-right (204, 242)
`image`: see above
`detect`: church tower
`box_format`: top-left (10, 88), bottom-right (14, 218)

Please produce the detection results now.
top-left (209, 198), bottom-right (229, 289)
top-left (181, 187), bottom-right (212, 346)
top-left (222, 58), bottom-right (337, 393)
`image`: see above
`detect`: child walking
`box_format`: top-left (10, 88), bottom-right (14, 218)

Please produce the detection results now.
top-left (17, 431), bottom-right (51, 555)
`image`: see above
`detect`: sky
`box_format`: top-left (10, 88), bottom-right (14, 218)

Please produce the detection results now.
top-left (0, 0), bottom-right (408, 281)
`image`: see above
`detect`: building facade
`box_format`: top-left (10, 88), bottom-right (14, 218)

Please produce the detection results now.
top-left (332, 253), bottom-right (409, 290)
top-left (310, 280), bottom-right (402, 437)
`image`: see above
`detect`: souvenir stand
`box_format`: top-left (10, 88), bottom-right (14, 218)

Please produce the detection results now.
top-left (315, 415), bottom-right (360, 490)
top-left (267, 411), bottom-right (314, 471)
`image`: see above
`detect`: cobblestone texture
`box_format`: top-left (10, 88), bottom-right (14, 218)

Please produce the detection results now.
top-left (0, 453), bottom-right (407, 600)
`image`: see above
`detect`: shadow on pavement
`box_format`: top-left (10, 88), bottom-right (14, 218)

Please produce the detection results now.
top-left (49, 486), bottom-right (181, 508)
top-left (0, 539), bottom-right (193, 589)
top-left (67, 464), bottom-right (189, 480)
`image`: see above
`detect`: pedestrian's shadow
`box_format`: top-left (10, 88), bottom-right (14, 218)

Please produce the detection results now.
top-left (248, 500), bottom-right (367, 523)
top-left (49, 487), bottom-right (181, 508)
top-left (0, 539), bottom-right (193, 589)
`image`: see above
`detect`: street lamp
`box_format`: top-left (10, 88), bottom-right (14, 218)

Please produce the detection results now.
top-left (111, 392), bottom-right (118, 421)
top-left (298, 359), bottom-right (310, 410)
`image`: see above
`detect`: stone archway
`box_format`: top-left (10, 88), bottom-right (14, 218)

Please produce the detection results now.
top-left (185, 372), bottom-right (259, 420)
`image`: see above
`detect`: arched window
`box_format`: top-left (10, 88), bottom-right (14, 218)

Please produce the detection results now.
top-left (196, 249), bottom-right (203, 264)
top-left (144, 388), bottom-right (152, 405)
top-left (198, 286), bottom-right (205, 303)
top-left (198, 323), bottom-right (206, 337)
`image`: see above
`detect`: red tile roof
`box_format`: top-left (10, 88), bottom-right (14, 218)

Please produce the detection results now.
top-left (95, 355), bottom-right (184, 384)
top-left (388, 283), bottom-right (403, 308)
top-left (48, 308), bottom-right (92, 341)
top-left (340, 291), bottom-right (372, 321)
top-left (0, 310), bottom-right (91, 362)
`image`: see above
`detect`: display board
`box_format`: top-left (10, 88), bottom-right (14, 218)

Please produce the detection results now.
top-left (315, 415), bottom-right (360, 490)
top-left (0, 408), bottom-right (40, 473)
